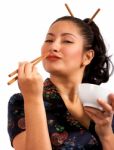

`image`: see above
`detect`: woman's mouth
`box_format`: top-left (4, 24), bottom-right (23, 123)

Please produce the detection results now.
top-left (46, 55), bottom-right (61, 61)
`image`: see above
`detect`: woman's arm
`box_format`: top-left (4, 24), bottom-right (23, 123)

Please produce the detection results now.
top-left (24, 96), bottom-right (52, 150)
top-left (12, 98), bottom-right (51, 150)
top-left (15, 62), bottom-right (52, 150)
top-left (13, 100), bottom-right (52, 150)
top-left (99, 132), bottom-right (114, 150)
top-left (100, 94), bottom-right (114, 150)
top-left (84, 97), bottom-right (114, 150)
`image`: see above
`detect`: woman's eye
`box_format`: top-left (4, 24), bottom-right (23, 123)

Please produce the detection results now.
top-left (63, 40), bottom-right (73, 43)
top-left (45, 39), bottom-right (53, 43)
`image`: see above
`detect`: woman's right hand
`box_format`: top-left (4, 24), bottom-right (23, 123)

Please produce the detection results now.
top-left (18, 62), bottom-right (44, 101)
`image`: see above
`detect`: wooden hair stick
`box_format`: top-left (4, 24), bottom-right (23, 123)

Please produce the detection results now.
top-left (88, 8), bottom-right (100, 24)
top-left (65, 3), bottom-right (74, 17)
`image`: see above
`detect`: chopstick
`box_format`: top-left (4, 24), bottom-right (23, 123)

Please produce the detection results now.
top-left (7, 53), bottom-right (48, 85)
top-left (8, 56), bottom-right (43, 77)
top-left (88, 8), bottom-right (100, 24)
top-left (65, 3), bottom-right (74, 17)
top-left (7, 76), bottom-right (18, 85)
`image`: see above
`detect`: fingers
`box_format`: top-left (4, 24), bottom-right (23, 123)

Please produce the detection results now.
top-left (24, 63), bottom-right (33, 77)
top-left (84, 98), bottom-right (113, 119)
top-left (108, 94), bottom-right (114, 100)
top-left (102, 111), bottom-right (112, 117)
top-left (18, 62), bottom-right (36, 77)
top-left (85, 110), bottom-right (111, 126)
top-left (85, 109), bottom-right (102, 122)
top-left (84, 106), bottom-right (113, 126)
top-left (97, 99), bottom-right (112, 113)
top-left (84, 107), bottom-right (104, 120)
top-left (18, 62), bottom-right (27, 77)
top-left (32, 66), bottom-right (38, 74)
top-left (108, 94), bottom-right (114, 110)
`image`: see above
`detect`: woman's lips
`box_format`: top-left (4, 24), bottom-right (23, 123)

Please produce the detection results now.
top-left (46, 55), bottom-right (61, 61)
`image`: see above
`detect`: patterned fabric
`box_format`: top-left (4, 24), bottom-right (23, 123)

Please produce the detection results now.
top-left (8, 78), bottom-right (114, 149)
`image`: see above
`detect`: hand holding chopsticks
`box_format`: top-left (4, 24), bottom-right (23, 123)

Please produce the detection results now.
top-left (7, 53), bottom-right (48, 85)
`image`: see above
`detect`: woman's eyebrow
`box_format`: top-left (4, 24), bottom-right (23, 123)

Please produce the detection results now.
top-left (47, 33), bottom-right (54, 36)
top-left (61, 33), bottom-right (77, 39)
top-left (47, 32), bottom-right (78, 39)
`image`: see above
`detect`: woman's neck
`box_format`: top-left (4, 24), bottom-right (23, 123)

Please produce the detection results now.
top-left (50, 74), bottom-right (82, 101)
top-left (50, 74), bottom-right (90, 129)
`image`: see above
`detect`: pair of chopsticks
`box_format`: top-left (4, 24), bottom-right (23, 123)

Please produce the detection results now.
top-left (7, 53), bottom-right (48, 85)
top-left (65, 3), bottom-right (100, 24)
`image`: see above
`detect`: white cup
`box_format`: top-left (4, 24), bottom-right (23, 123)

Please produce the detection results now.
top-left (78, 83), bottom-right (111, 110)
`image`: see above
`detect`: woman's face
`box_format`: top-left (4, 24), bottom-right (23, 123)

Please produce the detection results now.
top-left (41, 20), bottom-right (86, 76)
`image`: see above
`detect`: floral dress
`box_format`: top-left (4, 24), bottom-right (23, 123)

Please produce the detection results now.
top-left (8, 78), bottom-right (114, 150)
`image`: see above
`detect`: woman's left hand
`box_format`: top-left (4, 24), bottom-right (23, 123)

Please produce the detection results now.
top-left (84, 94), bottom-right (114, 139)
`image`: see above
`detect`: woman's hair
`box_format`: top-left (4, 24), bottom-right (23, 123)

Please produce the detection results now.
top-left (52, 16), bottom-right (114, 85)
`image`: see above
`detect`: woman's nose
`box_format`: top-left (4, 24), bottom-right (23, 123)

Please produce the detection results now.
top-left (50, 49), bottom-right (58, 53)
top-left (49, 41), bottom-right (60, 52)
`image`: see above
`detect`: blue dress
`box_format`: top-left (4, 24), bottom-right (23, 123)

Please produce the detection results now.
top-left (8, 78), bottom-right (114, 150)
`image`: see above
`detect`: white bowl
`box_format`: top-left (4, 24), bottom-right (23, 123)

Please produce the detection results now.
top-left (78, 83), bottom-right (111, 110)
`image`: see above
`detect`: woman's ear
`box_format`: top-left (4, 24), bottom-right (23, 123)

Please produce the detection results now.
top-left (81, 49), bottom-right (94, 67)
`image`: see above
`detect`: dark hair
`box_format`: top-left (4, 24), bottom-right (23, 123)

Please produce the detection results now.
top-left (52, 16), bottom-right (114, 85)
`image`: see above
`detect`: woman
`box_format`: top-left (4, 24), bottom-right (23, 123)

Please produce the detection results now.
top-left (8, 16), bottom-right (114, 150)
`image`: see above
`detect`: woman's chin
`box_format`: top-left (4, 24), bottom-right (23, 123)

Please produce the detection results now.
top-left (45, 68), bottom-right (61, 74)
top-left (44, 68), bottom-right (63, 75)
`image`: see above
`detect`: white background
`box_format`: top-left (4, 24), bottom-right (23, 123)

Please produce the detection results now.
top-left (0, 0), bottom-right (114, 149)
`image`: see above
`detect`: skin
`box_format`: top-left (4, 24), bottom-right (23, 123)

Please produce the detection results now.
top-left (41, 20), bottom-right (94, 127)
top-left (84, 97), bottom-right (114, 150)
top-left (13, 20), bottom-right (114, 150)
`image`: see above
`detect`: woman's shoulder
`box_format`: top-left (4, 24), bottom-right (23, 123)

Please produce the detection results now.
top-left (8, 93), bottom-right (24, 108)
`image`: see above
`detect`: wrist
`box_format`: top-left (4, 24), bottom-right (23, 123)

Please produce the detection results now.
top-left (24, 95), bottom-right (44, 105)
top-left (99, 131), bottom-right (113, 143)
top-left (99, 132), bottom-right (114, 150)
